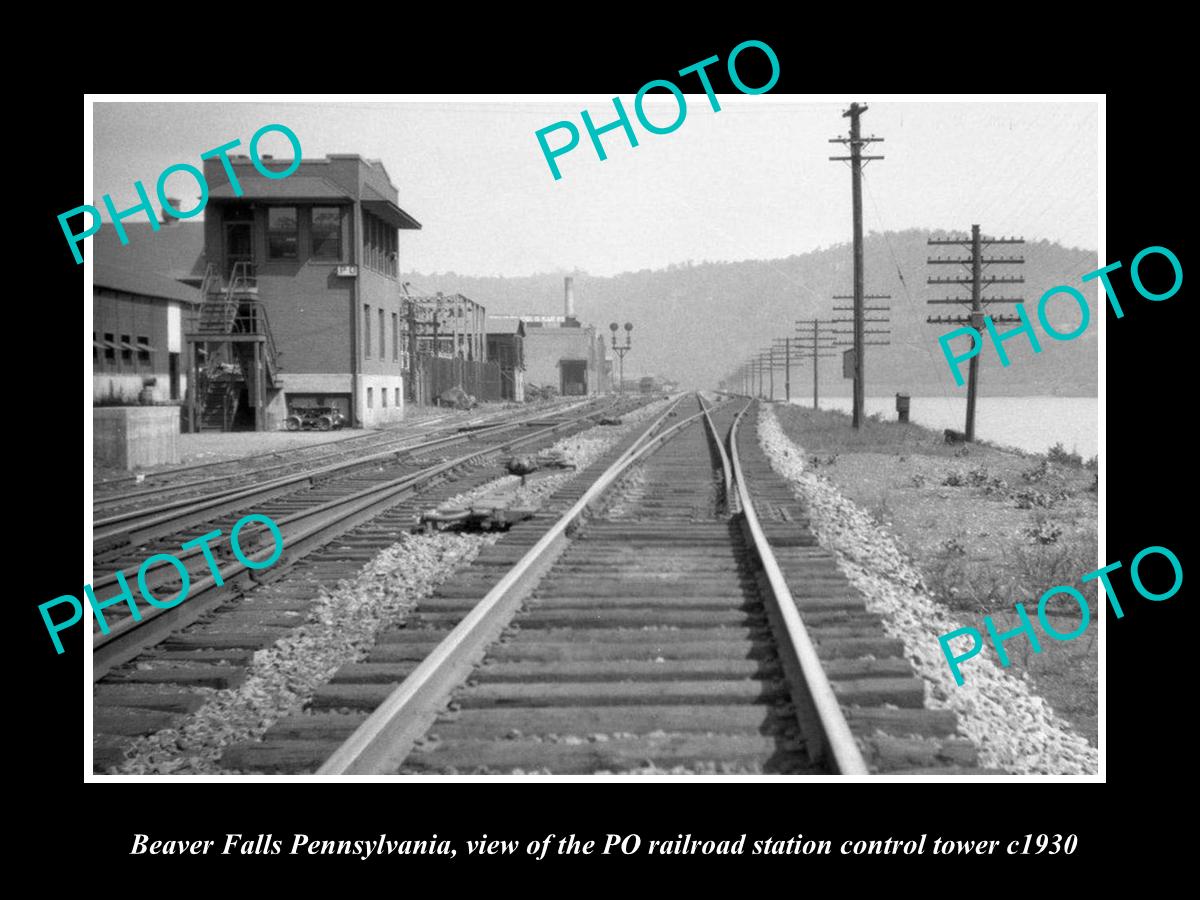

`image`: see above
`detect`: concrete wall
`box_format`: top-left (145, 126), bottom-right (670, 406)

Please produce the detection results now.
top-left (358, 374), bottom-right (405, 425)
top-left (94, 406), bottom-right (180, 469)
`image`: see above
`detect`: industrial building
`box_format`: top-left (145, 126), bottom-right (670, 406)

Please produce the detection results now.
top-left (485, 317), bottom-right (526, 402)
top-left (189, 152), bottom-right (422, 430)
top-left (496, 278), bottom-right (610, 397)
top-left (93, 261), bottom-right (200, 405)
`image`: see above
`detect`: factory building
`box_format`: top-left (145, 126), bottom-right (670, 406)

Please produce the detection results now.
top-left (485, 316), bottom-right (526, 402)
top-left (189, 152), bottom-right (422, 430)
top-left (503, 277), bottom-right (609, 397)
top-left (93, 261), bottom-right (201, 405)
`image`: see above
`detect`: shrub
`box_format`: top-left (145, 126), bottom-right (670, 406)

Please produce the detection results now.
top-left (939, 537), bottom-right (967, 556)
top-left (1024, 518), bottom-right (1064, 545)
top-left (942, 471), bottom-right (965, 487)
top-left (1021, 459), bottom-right (1053, 483)
top-left (1047, 442), bottom-right (1085, 468)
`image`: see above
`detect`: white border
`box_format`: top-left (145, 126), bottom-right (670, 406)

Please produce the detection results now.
top-left (83, 92), bottom-right (1104, 784)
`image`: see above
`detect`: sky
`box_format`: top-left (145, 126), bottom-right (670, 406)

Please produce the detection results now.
top-left (92, 98), bottom-right (1098, 277)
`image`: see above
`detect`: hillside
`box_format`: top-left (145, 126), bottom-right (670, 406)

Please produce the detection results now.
top-left (403, 229), bottom-right (1098, 396)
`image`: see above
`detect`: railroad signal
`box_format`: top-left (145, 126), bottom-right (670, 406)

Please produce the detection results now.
top-left (925, 225), bottom-right (1025, 442)
top-left (609, 322), bottom-right (633, 394)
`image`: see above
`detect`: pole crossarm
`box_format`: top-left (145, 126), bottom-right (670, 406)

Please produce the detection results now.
top-left (926, 296), bottom-right (1025, 305)
top-left (929, 236), bottom-right (1024, 245)
top-left (928, 275), bottom-right (1025, 285)
top-left (925, 224), bottom-right (1026, 442)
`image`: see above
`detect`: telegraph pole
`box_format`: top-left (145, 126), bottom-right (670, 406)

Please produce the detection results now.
top-left (794, 318), bottom-right (838, 409)
top-left (830, 103), bottom-right (884, 428)
top-left (927, 226), bottom-right (1024, 441)
top-left (774, 337), bottom-right (793, 403)
top-left (832, 294), bottom-right (891, 412)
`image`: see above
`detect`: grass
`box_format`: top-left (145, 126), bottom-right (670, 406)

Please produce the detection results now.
top-left (780, 404), bottom-right (1016, 459)
top-left (772, 402), bottom-right (1099, 747)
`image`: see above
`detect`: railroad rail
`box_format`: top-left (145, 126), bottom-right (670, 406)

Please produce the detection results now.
top-left (92, 397), bottom-right (590, 497)
top-left (91, 396), bottom-right (652, 683)
top-left (92, 398), bottom-right (602, 528)
top-left (219, 393), bottom-right (984, 776)
top-left (98, 394), bottom-right (986, 774)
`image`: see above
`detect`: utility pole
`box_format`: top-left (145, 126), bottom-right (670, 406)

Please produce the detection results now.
top-left (402, 282), bottom-right (418, 404)
top-left (793, 319), bottom-right (838, 409)
top-left (830, 103), bottom-right (884, 428)
top-left (784, 338), bottom-right (790, 403)
top-left (927, 226), bottom-right (1024, 441)
top-left (773, 337), bottom-right (794, 403)
top-left (831, 294), bottom-right (892, 413)
top-left (765, 349), bottom-right (775, 400)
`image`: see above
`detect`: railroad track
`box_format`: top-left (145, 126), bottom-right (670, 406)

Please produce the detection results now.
top-left (217, 394), bottom-right (986, 776)
top-left (91, 396), bottom-right (632, 604)
top-left (90, 396), bottom-right (651, 673)
top-left (91, 395), bottom-right (661, 769)
top-left (92, 397), bottom-right (601, 524)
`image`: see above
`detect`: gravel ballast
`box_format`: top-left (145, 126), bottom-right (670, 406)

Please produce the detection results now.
top-left (756, 404), bottom-right (1098, 776)
top-left (111, 533), bottom-right (494, 775)
top-left (107, 400), bottom-right (673, 775)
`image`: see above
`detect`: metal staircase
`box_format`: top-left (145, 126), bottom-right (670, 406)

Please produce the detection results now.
top-left (188, 262), bottom-right (282, 431)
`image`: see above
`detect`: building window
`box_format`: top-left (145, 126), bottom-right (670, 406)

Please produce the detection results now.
top-left (363, 214), bottom-right (374, 271)
top-left (367, 387), bottom-right (373, 409)
top-left (392, 313), bottom-right (399, 361)
top-left (379, 308), bottom-right (386, 359)
top-left (311, 207), bottom-right (342, 260)
top-left (267, 207), bottom-right (298, 259)
top-left (381, 388), bottom-right (387, 408)
top-left (120, 334), bottom-right (132, 364)
top-left (362, 212), bottom-right (398, 277)
top-left (137, 336), bottom-right (151, 364)
top-left (395, 387), bottom-right (400, 407)
top-left (364, 304), bottom-right (371, 358)
top-left (104, 333), bottom-right (115, 363)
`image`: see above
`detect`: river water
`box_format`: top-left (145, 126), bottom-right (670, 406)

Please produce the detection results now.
top-left (788, 396), bottom-right (1099, 457)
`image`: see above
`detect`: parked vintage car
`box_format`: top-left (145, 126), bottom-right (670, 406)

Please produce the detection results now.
top-left (285, 406), bottom-right (346, 432)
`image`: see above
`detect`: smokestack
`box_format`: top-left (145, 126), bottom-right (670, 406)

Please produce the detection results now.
top-left (564, 276), bottom-right (575, 320)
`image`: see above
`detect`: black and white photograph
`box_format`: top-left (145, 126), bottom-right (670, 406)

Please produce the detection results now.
top-left (76, 92), bottom-right (1108, 780)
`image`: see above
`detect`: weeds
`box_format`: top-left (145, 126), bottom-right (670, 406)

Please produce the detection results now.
top-left (1024, 515), bottom-right (1064, 545)
top-left (923, 525), bottom-right (1097, 616)
top-left (869, 495), bottom-right (894, 525)
top-left (1047, 443), bottom-right (1085, 468)
top-left (1014, 488), bottom-right (1066, 510)
top-left (1021, 459), bottom-right (1054, 483)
